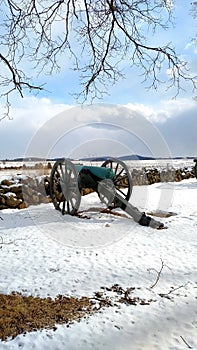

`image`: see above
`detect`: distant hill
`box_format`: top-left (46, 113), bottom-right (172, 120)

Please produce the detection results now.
top-left (119, 154), bottom-right (155, 161)
top-left (2, 157), bottom-right (74, 162)
top-left (79, 155), bottom-right (196, 162)
top-left (79, 154), bottom-right (155, 162)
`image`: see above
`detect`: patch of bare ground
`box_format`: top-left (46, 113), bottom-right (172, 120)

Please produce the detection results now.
top-left (0, 292), bottom-right (96, 341)
top-left (0, 282), bottom-right (186, 342)
top-left (0, 285), bottom-right (150, 341)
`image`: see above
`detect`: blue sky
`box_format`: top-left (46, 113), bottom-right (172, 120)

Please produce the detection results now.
top-left (0, 0), bottom-right (197, 160)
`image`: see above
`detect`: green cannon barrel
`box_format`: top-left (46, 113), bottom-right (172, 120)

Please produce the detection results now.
top-left (76, 165), bottom-right (114, 193)
top-left (75, 165), bottom-right (114, 180)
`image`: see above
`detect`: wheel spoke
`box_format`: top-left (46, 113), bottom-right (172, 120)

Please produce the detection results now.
top-left (114, 174), bottom-right (128, 188)
top-left (67, 200), bottom-right (70, 213)
top-left (107, 161), bottom-right (112, 169)
top-left (115, 167), bottom-right (124, 178)
top-left (116, 188), bottom-right (127, 198)
top-left (62, 199), bottom-right (66, 214)
top-left (64, 164), bottom-right (69, 183)
top-left (60, 163), bottom-right (65, 180)
top-left (68, 168), bottom-right (72, 181)
top-left (114, 163), bottom-right (119, 174)
top-left (69, 197), bottom-right (75, 209)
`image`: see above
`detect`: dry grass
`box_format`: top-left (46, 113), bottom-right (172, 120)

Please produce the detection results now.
top-left (0, 284), bottom-right (157, 342)
top-left (0, 292), bottom-right (95, 341)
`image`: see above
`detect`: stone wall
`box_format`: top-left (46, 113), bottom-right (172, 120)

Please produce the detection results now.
top-left (0, 176), bottom-right (51, 210)
top-left (0, 166), bottom-right (196, 210)
top-left (132, 166), bottom-right (195, 186)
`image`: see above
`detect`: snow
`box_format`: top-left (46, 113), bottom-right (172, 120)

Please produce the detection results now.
top-left (0, 174), bottom-right (197, 350)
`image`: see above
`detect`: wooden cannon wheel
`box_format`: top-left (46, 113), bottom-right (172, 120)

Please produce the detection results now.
top-left (101, 158), bottom-right (133, 209)
top-left (194, 159), bottom-right (197, 179)
top-left (50, 159), bottom-right (81, 215)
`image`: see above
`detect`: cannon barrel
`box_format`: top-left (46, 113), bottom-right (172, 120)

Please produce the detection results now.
top-left (97, 179), bottom-right (164, 229)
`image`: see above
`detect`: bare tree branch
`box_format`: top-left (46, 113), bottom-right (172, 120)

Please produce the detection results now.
top-left (0, 0), bottom-right (196, 117)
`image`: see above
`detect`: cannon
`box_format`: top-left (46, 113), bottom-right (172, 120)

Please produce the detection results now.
top-left (49, 158), bottom-right (164, 229)
top-left (194, 159), bottom-right (197, 179)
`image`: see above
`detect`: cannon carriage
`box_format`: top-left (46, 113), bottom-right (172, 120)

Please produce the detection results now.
top-left (49, 158), bottom-right (164, 229)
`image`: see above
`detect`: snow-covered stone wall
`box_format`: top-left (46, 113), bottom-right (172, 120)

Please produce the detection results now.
top-left (0, 176), bottom-right (51, 210)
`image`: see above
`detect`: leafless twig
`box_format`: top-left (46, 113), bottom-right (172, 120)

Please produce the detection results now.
top-left (148, 258), bottom-right (166, 289)
top-left (158, 282), bottom-right (190, 298)
top-left (180, 335), bottom-right (193, 349)
top-left (0, 235), bottom-right (29, 248)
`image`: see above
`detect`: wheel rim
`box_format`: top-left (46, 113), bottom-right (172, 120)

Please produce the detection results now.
top-left (194, 162), bottom-right (197, 179)
top-left (101, 158), bottom-right (132, 208)
top-left (50, 159), bottom-right (81, 215)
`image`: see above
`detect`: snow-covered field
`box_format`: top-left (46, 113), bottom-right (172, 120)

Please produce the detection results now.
top-left (0, 160), bottom-right (196, 350)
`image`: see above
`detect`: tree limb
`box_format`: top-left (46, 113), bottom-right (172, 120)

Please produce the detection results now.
top-left (0, 0), bottom-right (196, 115)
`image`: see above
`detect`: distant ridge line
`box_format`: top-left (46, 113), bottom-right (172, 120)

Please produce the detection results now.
top-left (1, 155), bottom-right (195, 162)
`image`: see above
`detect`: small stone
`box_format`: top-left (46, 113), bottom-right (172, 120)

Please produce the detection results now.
top-left (18, 202), bottom-right (28, 209)
top-left (6, 195), bottom-right (21, 208)
top-left (1, 179), bottom-right (15, 186)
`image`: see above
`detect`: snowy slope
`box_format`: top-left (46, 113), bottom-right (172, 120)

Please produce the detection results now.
top-left (0, 178), bottom-right (196, 350)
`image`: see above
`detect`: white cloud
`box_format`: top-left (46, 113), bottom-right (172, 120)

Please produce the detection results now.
top-left (0, 97), bottom-right (196, 159)
top-left (0, 96), bottom-right (72, 159)
top-left (11, 96), bottom-right (72, 127)
top-left (0, 96), bottom-right (72, 134)
top-left (124, 98), bottom-right (197, 156)
top-left (184, 41), bottom-right (197, 55)
top-left (185, 42), bottom-right (193, 51)
top-left (125, 98), bottom-right (197, 124)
